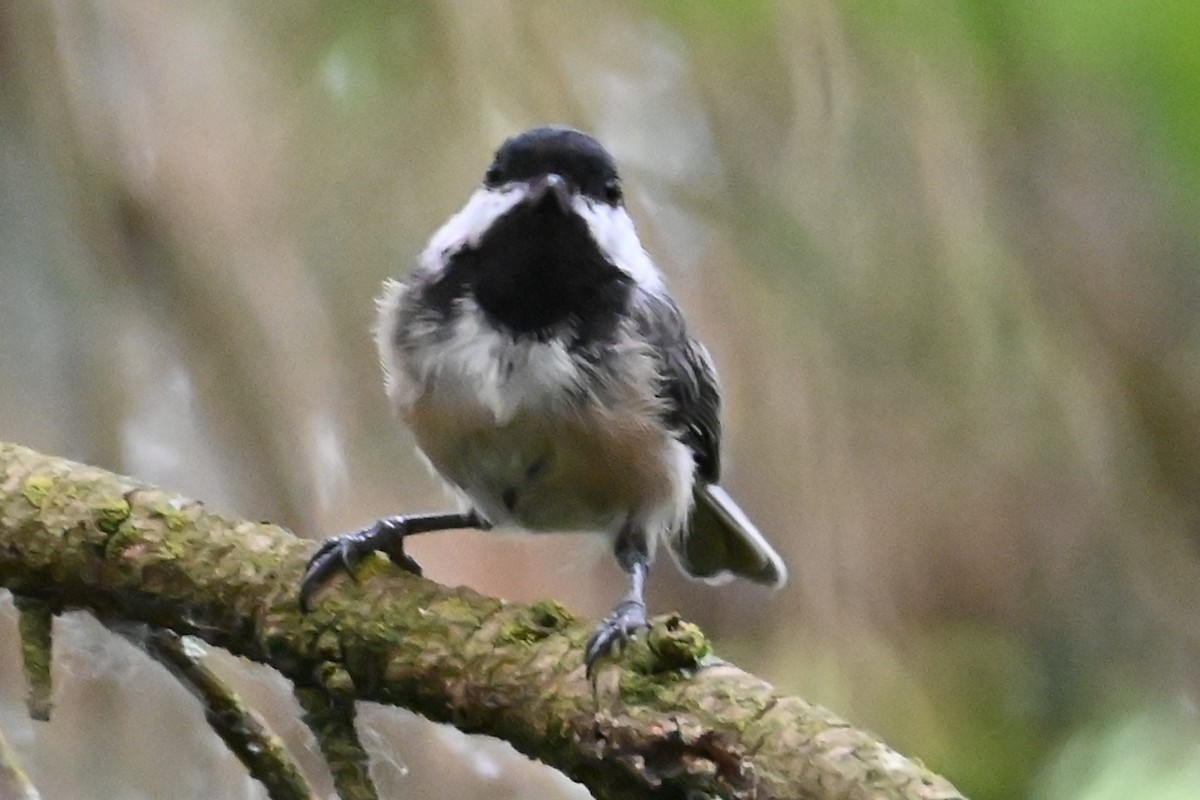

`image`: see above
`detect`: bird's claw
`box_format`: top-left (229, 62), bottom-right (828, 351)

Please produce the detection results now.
top-left (584, 599), bottom-right (648, 681)
top-left (298, 520), bottom-right (422, 612)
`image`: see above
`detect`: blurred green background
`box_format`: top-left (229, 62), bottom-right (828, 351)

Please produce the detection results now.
top-left (2, 2), bottom-right (1199, 799)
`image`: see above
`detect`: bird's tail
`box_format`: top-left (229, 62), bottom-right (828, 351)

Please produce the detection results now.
top-left (668, 484), bottom-right (787, 587)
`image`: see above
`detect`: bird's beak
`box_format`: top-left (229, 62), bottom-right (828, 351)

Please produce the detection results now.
top-left (527, 174), bottom-right (573, 215)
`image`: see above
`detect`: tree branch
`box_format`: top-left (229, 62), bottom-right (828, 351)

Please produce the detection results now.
top-left (294, 686), bottom-right (377, 800)
top-left (14, 596), bottom-right (52, 721)
top-left (133, 626), bottom-right (317, 800)
top-left (0, 441), bottom-right (967, 800)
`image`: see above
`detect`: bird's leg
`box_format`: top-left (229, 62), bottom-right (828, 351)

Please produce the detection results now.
top-left (584, 530), bottom-right (650, 680)
top-left (299, 510), bottom-right (489, 611)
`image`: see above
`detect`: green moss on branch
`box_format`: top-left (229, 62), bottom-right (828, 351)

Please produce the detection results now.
top-left (0, 440), bottom-right (967, 800)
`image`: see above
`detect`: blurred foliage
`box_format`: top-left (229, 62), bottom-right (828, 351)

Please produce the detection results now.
top-left (1034, 700), bottom-right (1200, 800)
top-left (1, 1), bottom-right (1199, 799)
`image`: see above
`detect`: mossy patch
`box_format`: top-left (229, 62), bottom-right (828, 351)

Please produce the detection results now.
top-left (622, 615), bottom-right (711, 683)
top-left (498, 600), bottom-right (575, 645)
top-left (646, 616), bottom-right (711, 672)
top-left (152, 503), bottom-right (191, 532)
top-left (317, 661), bottom-right (356, 695)
top-left (350, 552), bottom-right (394, 581)
top-left (95, 499), bottom-right (131, 534)
top-left (21, 476), bottom-right (53, 509)
top-left (426, 595), bottom-right (484, 626)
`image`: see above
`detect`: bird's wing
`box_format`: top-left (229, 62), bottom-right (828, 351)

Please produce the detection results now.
top-left (630, 291), bottom-right (722, 484)
top-left (631, 292), bottom-right (787, 588)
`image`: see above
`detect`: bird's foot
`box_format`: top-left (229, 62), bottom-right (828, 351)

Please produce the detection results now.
top-left (298, 517), bottom-right (422, 612)
top-left (584, 598), bottom-right (648, 681)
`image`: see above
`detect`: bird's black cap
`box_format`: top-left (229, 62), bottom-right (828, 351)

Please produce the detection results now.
top-left (484, 126), bottom-right (624, 206)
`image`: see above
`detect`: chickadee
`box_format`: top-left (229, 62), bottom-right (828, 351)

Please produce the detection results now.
top-left (300, 126), bottom-right (787, 677)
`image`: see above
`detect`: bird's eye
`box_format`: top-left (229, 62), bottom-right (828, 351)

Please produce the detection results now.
top-left (484, 165), bottom-right (503, 186)
top-left (603, 179), bottom-right (623, 204)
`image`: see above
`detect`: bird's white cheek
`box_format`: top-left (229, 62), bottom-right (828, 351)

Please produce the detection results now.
top-left (419, 187), bottom-right (525, 271)
top-left (571, 199), bottom-right (664, 293)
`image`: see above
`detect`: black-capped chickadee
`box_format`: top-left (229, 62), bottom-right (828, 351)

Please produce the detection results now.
top-left (300, 126), bottom-right (786, 677)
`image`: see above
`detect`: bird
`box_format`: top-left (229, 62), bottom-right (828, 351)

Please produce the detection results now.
top-left (299, 125), bottom-right (787, 678)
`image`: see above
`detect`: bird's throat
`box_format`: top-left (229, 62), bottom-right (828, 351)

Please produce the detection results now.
top-left (440, 202), bottom-right (632, 342)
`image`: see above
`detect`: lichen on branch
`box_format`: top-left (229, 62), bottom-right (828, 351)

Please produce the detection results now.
top-left (0, 441), bottom-right (966, 800)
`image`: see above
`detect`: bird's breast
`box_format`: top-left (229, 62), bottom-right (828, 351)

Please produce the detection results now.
top-left (385, 299), bottom-right (694, 536)
top-left (404, 382), bottom-right (686, 534)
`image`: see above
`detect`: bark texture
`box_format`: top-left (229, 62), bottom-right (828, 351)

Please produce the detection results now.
top-left (0, 441), bottom-right (967, 800)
